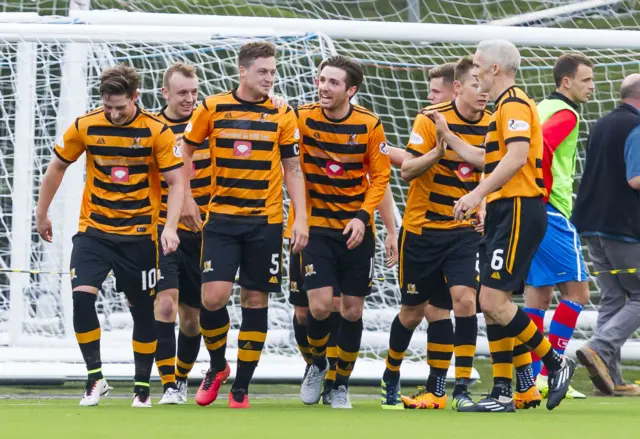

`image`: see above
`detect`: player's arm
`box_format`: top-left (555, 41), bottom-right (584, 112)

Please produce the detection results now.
top-left (473, 102), bottom-right (533, 198)
top-left (377, 185), bottom-right (398, 267)
top-left (400, 114), bottom-right (441, 181)
top-left (624, 125), bottom-right (640, 190)
top-left (345, 120), bottom-right (391, 250)
top-left (181, 101), bottom-right (211, 231)
top-left (155, 126), bottom-right (186, 255)
top-left (423, 110), bottom-right (486, 169)
top-left (541, 110), bottom-right (578, 194)
top-left (281, 108), bottom-right (308, 253)
top-left (36, 120), bottom-right (86, 243)
top-left (387, 145), bottom-right (406, 167)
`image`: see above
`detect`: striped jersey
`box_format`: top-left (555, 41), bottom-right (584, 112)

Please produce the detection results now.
top-left (155, 107), bottom-right (212, 231)
top-left (54, 106), bottom-right (183, 240)
top-left (404, 100), bottom-right (491, 233)
top-left (484, 86), bottom-right (546, 203)
top-left (297, 103), bottom-right (391, 234)
top-left (183, 90), bottom-right (299, 224)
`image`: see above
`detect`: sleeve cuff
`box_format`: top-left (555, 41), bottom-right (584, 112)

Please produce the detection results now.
top-left (356, 209), bottom-right (371, 225)
top-left (54, 149), bottom-right (74, 164)
top-left (505, 136), bottom-right (530, 145)
top-left (182, 136), bottom-right (201, 147)
top-left (406, 147), bottom-right (422, 157)
top-left (159, 162), bottom-right (184, 173)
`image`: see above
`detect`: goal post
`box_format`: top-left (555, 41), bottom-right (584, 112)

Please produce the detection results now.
top-left (1, 14), bottom-right (640, 385)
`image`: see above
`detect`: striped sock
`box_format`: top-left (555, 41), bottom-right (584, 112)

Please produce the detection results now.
top-left (523, 307), bottom-right (545, 378)
top-left (200, 306), bottom-right (230, 371)
top-left (155, 321), bottom-right (177, 391)
top-left (506, 308), bottom-right (562, 373)
top-left (541, 300), bottom-right (582, 377)
top-left (487, 324), bottom-right (514, 389)
top-left (513, 338), bottom-right (534, 392)
top-left (335, 317), bottom-right (363, 388)
top-left (131, 303), bottom-right (157, 387)
top-left (453, 315), bottom-right (477, 394)
top-left (292, 314), bottom-right (312, 365)
top-left (325, 312), bottom-right (341, 388)
top-left (73, 291), bottom-right (103, 380)
top-left (233, 307), bottom-right (268, 393)
top-left (306, 311), bottom-right (331, 369)
top-left (176, 330), bottom-right (201, 382)
top-left (426, 319), bottom-right (454, 397)
top-left (383, 315), bottom-right (415, 382)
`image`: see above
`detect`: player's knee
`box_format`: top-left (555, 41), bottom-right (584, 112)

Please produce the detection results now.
top-left (399, 305), bottom-right (423, 329)
top-left (240, 289), bottom-right (268, 308)
top-left (154, 291), bottom-right (178, 322)
top-left (294, 306), bottom-right (309, 325)
top-left (452, 291), bottom-right (476, 317)
top-left (307, 288), bottom-right (334, 319)
top-left (178, 305), bottom-right (200, 336)
top-left (340, 295), bottom-right (365, 321)
top-left (424, 304), bottom-right (450, 323)
top-left (201, 290), bottom-right (227, 310)
top-left (524, 285), bottom-right (553, 309)
top-left (559, 282), bottom-right (590, 306)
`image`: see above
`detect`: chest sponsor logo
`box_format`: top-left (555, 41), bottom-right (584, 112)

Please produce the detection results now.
top-left (111, 166), bottom-right (129, 183)
top-left (326, 160), bottom-right (344, 177)
top-left (233, 140), bottom-right (252, 157)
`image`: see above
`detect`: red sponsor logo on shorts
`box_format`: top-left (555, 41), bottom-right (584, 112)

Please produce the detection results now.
top-left (111, 166), bottom-right (129, 182)
top-left (233, 140), bottom-right (252, 157)
top-left (326, 160), bottom-right (344, 177)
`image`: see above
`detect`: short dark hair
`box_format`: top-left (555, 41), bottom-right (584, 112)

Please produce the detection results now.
top-left (454, 56), bottom-right (475, 82)
top-left (238, 42), bottom-right (276, 68)
top-left (318, 55), bottom-right (365, 92)
top-left (100, 64), bottom-right (140, 98)
top-left (428, 63), bottom-right (455, 85)
top-left (553, 53), bottom-right (594, 88)
top-left (163, 62), bottom-right (197, 89)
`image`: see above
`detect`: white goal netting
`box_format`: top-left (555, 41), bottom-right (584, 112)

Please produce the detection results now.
top-left (2, 7), bottom-right (640, 383)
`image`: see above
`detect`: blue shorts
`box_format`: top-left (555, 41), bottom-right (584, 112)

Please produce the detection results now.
top-left (526, 204), bottom-right (588, 287)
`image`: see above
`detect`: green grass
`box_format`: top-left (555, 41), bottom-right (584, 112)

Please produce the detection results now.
top-left (2, 359), bottom-right (640, 438)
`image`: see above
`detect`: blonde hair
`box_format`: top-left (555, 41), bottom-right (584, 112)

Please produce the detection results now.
top-left (163, 62), bottom-right (197, 89)
top-left (477, 39), bottom-right (521, 74)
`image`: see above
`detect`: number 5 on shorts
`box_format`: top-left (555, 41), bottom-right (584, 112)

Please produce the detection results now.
top-left (270, 253), bottom-right (280, 275)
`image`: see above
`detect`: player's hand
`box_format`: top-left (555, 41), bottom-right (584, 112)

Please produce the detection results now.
top-left (453, 190), bottom-right (483, 222)
top-left (181, 195), bottom-right (202, 232)
top-left (473, 208), bottom-right (486, 234)
top-left (161, 227), bottom-right (180, 255)
top-left (290, 216), bottom-right (309, 254)
top-left (35, 213), bottom-right (53, 243)
top-left (344, 217), bottom-right (366, 250)
top-left (269, 94), bottom-right (288, 109)
top-left (435, 135), bottom-right (447, 158)
top-left (384, 231), bottom-right (398, 267)
top-left (422, 110), bottom-right (450, 138)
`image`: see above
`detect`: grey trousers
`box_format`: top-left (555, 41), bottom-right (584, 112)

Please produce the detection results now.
top-left (583, 235), bottom-right (640, 385)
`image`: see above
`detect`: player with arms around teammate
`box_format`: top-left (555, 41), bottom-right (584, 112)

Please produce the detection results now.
top-left (182, 42), bottom-right (308, 409)
top-left (430, 40), bottom-right (575, 412)
top-left (299, 55), bottom-right (391, 409)
top-left (153, 63), bottom-right (212, 405)
top-left (35, 65), bottom-right (185, 407)
top-left (380, 57), bottom-right (490, 411)
top-left (523, 53), bottom-right (594, 398)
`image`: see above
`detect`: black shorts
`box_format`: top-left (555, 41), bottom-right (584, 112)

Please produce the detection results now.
top-left (479, 197), bottom-right (547, 294)
top-left (288, 242), bottom-right (340, 307)
top-left (301, 228), bottom-right (375, 297)
top-left (157, 226), bottom-right (202, 309)
top-left (398, 227), bottom-right (480, 309)
top-left (201, 219), bottom-right (283, 293)
top-left (70, 232), bottom-right (158, 306)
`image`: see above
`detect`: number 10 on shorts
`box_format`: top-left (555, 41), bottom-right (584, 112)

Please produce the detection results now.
top-left (141, 269), bottom-right (157, 291)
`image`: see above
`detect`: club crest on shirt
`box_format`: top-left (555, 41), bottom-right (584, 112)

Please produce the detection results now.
top-left (131, 137), bottom-right (142, 148)
top-left (346, 133), bottom-right (358, 145)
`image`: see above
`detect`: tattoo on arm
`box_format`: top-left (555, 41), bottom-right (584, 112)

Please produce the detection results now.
top-left (284, 157), bottom-right (303, 177)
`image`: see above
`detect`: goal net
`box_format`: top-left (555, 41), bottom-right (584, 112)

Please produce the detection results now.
top-left (1, 10), bottom-right (640, 383)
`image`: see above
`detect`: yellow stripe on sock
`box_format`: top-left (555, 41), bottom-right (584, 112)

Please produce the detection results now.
top-left (176, 359), bottom-right (194, 369)
top-left (427, 342), bottom-right (454, 353)
top-left (337, 348), bottom-right (359, 362)
top-left (488, 337), bottom-right (514, 353)
top-left (204, 336), bottom-right (227, 351)
top-left (76, 328), bottom-right (101, 344)
top-left (454, 345), bottom-right (476, 357)
top-left (326, 370), bottom-right (337, 381)
top-left (532, 338), bottom-right (553, 359)
top-left (387, 348), bottom-right (406, 360)
top-left (516, 321), bottom-right (539, 345)
top-left (156, 357), bottom-right (175, 368)
top-left (238, 331), bottom-right (267, 343)
top-left (492, 363), bottom-right (513, 380)
top-left (308, 334), bottom-right (330, 347)
top-left (238, 349), bottom-right (262, 362)
top-left (160, 374), bottom-right (176, 385)
top-left (385, 359), bottom-right (401, 372)
top-left (201, 322), bottom-right (230, 338)
top-left (326, 346), bottom-right (338, 359)
top-left (455, 366), bottom-right (473, 379)
top-left (513, 352), bottom-right (533, 368)
top-left (427, 359), bottom-right (451, 370)
top-left (132, 340), bottom-right (157, 355)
